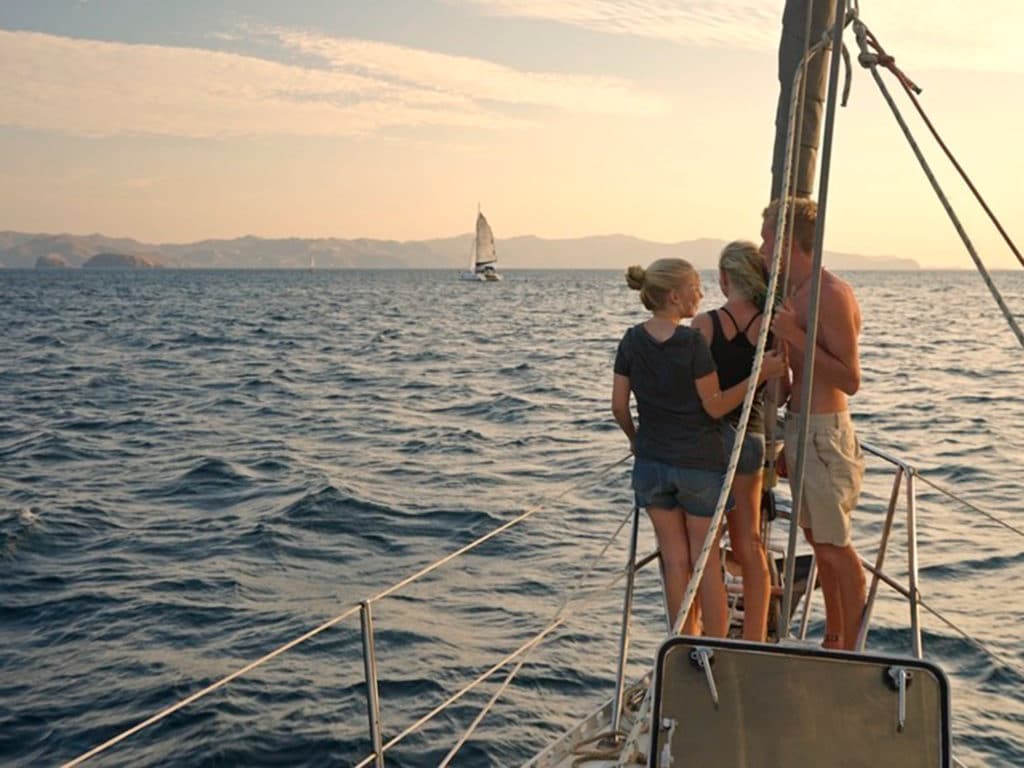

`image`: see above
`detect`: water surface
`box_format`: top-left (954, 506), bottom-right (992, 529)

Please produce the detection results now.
top-left (1, 268), bottom-right (1022, 766)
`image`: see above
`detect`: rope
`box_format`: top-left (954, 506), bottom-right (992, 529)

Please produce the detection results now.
top-left (856, 26), bottom-right (1024, 271)
top-left (359, 554), bottom-right (641, 768)
top-left (60, 604), bottom-right (362, 768)
top-left (614, 28), bottom-right (838, 761)
top-left (917, 594), bottom-right (1024, 679)
top-left (852, 18), bottom-right (1024, 350)
top-left (568, 681), bottom-right (647, 766)
top-left (674, 2), bottom-right (846, 643)
top-left (62, 453), bottom-right (633, 768)
top-left (439, 502), bottom-right (636, 766)
top-left (571, 732), bottom-right (631, 766)
top-left (369, 452), bottom-right (633, 605)
top-left (779, 0), bottom-right (852, 630)
top-left (915, 474), bottom-right (1024, 539)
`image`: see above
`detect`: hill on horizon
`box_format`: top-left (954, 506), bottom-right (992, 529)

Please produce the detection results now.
top-left (0, 230), bottom-right (920, 270)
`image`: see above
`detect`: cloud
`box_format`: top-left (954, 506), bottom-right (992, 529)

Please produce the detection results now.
top-left (258, 25), bottom-right (662, 115)
top-left (453, 0), bottom-right (1024, 73)
top-left (451, 0), bottom-right (779, 50)
top-left (0, 29), bottom-right (663, 140)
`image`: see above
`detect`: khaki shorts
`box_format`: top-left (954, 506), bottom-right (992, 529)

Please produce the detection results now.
top-left (784, 412), bottom-right (864, 547)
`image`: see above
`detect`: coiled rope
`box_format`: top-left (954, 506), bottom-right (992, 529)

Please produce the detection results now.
top-left (569, 682), bottom-right (647, 766)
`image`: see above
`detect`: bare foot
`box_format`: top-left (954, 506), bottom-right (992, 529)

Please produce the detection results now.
top-left (822, 633), bottom-right (842, 650)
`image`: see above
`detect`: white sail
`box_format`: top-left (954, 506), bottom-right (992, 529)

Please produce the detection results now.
top-left (474, 212), bottom-right (497, 268)
top-left (461, 208), bottom-right (501, 281)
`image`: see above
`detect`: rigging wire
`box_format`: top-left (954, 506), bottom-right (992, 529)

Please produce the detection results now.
top-left (779, 0), bottom-right (852, 638)
top-left (852, 17), bottom-right (1024, 349)
top-left (438, 500), bottom-right (637, 766)
top-left (62, 453), bottom-right (634, 768)
top-left (917, 594), bottom-right (1024, 681)
top-left (916, 473), bottom-right (1024, 539)
top-left (615, 12), bottom-right (844, 756)
top-left (355, 550), bottom-right (655, 765)
top-left (856, 25), bottom-right (1024, 271)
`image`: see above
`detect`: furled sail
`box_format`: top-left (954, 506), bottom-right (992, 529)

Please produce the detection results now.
top-left (770, 0), bottom-right (836, 199)
top-left (474, 212), bottom-right (497, 268)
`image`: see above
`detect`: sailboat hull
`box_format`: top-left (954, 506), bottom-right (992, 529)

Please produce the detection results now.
top-left (459, 270), bottom-right (501, 282)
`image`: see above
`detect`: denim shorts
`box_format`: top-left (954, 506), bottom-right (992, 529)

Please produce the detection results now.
top-left (722, 423), bottom-right (766, 475)
top-left (632, 457), bottom-right (730, 518)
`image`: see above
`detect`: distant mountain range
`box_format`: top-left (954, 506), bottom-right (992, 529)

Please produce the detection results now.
top-left (0, 230), bottom-right (920, 270)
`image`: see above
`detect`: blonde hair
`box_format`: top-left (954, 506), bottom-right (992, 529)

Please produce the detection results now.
top-left (762, 197), bottom-right (818, 253)
top-left (719, 240), bottom-right (768, 310)
top-left (625, 258), bottom-right (696, 311)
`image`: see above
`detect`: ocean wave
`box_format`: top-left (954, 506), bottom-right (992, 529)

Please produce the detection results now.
top-left (0, 431), bottom-right (102, 463)
top-left (0, 507), bottom-right (42, 559)
top-left (25, 334), bottom-right (65, 347)
top-left (1, 269), bottom-right (1022, 767)
top-left (145, 457), bottom-right (256, 501)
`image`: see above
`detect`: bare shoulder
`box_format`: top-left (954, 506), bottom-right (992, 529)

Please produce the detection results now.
top-left (691, 311), bottom-right (714, 342)
top-left (822, 271), bottom-right (862, 328)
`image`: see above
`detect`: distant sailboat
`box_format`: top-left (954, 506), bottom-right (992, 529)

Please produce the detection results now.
top-left (460, 208), bottom-right (502, 282)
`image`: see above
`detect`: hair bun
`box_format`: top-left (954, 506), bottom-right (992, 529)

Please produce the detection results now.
top-left (625, 265), bottom-right (645, 290)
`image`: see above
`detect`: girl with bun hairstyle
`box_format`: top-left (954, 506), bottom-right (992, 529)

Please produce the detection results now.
top-left (612, 258), bottom-right (785, 636)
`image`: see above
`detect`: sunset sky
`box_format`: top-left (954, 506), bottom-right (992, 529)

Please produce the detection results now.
top-left (1, 1), bottom-right (1022, 268)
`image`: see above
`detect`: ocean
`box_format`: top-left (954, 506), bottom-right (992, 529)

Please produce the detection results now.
top-left (1, 268), bottom-right (1022, 767)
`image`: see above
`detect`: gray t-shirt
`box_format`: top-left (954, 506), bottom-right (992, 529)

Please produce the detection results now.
top-left (614, 323), bottom-right (725, 471)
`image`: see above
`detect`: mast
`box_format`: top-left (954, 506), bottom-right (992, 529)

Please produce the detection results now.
top-left (776, 0), bottom-right (849, 635)
top-left (770, 0), bottom-right (837, 199)
top-left (469, 205), bottom-right (478, 272)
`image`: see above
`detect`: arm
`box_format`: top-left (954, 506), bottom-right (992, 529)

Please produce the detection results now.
top-left (765, 350), bottom-right (791, 408)
top-left (691, 312), bottom-right (748, 419)
top-left (611, 373), bottom-right (636, 450)
top-left (695, 351), bottom-right (786, 419)
top-left (771, 282), bottom-right (861, 395)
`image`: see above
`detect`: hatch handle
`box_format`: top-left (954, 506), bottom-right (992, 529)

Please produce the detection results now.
top-left (689, 647), bottom-right (719, 708)
top-left (886, 665), bottom-right (913, 732)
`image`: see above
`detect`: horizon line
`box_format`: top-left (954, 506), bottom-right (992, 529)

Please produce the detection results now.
top-left (2, 227), bottom-right (901, 256)
top-left (18, 265), bottom-right (1018, 273)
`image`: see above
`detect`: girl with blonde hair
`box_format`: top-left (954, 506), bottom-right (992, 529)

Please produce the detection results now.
top-left (692, 240), bottom-right (778, 641)
top-left (612, 258), bottom-right (785, 636)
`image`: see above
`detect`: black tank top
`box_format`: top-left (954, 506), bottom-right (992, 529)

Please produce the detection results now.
top-left (709, 307), bottom-right (770, 432)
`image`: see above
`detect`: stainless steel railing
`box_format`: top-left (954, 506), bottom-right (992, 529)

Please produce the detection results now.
top-left (60, 439), bottom-right (1021, 766)
top-left (608, 435), bottom-right (1024, 740)
top-left (61, 455), bottom-right (633, 768)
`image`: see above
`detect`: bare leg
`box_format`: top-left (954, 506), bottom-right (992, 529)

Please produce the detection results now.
top-left (647, 506), bottom-right (699, 634)
top-left (805, 529), bottom-right (865, 650)
top-left (686, 514), bottom-right (729, 637)
top-left (726, 472), bottom-right (771, 642)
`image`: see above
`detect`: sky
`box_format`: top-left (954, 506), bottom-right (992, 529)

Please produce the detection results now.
top-left (0, 1), bottom-right (1022, 268)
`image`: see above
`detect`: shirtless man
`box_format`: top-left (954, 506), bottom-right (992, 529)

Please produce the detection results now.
top-left (760, 197), bottom-right (866, 651)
